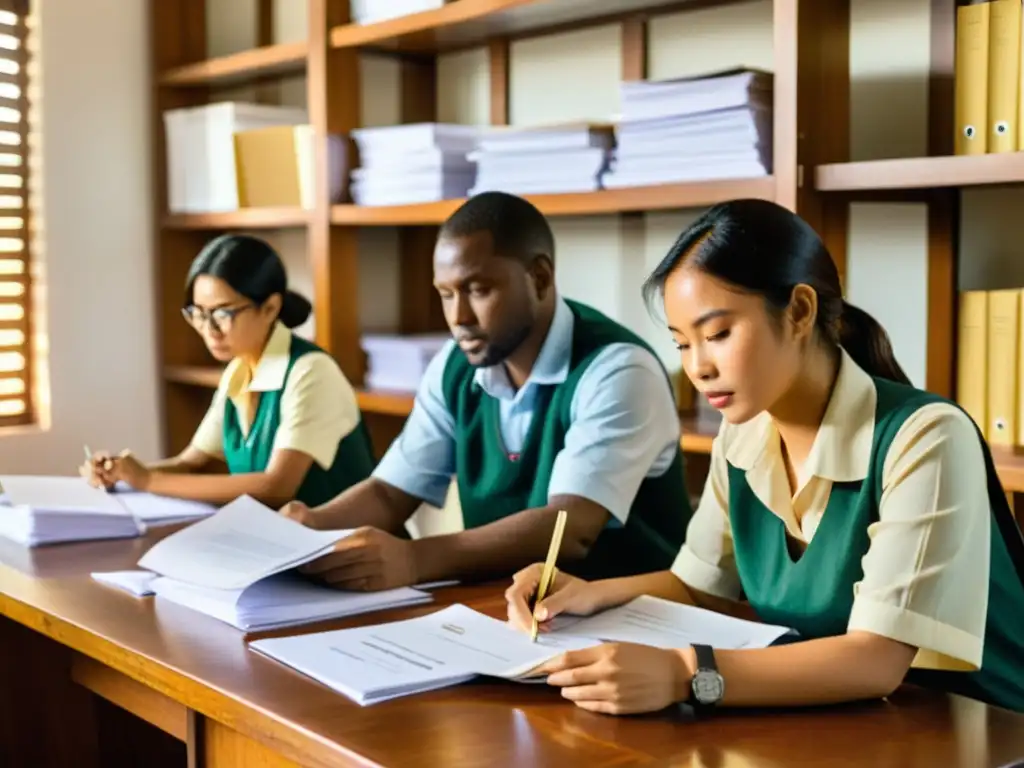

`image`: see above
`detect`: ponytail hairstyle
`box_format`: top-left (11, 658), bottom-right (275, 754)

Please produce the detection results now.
top-left (641, 199), bottom-right (911, 385)
top-left (184, 234), bottom-right (312, 329)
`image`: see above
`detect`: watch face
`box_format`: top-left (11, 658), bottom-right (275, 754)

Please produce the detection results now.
top-left (692, 670), bottom-right (725, 704)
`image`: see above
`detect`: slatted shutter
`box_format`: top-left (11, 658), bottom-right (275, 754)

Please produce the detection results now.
top-left (0, 0), bottom-right (32, 426)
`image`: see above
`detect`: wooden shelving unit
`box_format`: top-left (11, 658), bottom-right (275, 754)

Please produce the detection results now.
top-left (331, 178), bottom-right (775, 226)
top-left (148, 0), bottom-right (1024, 497)
top-left (816, 153), bottom-right (1024, 192)
top-left (159, 41), bottom-right (308, 86)
top-left (327, 0), bottom-right (713, 52)
top-left (162, 207), bottom-right (311, 230)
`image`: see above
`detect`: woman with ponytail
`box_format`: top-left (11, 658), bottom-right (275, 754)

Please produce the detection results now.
top-left (504, 199), bottom-right (1024, 715)
top-left (81, 234), bottom-right (375, 508)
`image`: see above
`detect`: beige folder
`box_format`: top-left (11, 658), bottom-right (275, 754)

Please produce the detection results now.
top-left (986, 288), bottom-right (1019, 446)
top-left (955, 1), bottom-right (993, 154)
top-left (957, 290), bottom-right (989, 437)
top-left (988, 0), bottom-right (1021, 152)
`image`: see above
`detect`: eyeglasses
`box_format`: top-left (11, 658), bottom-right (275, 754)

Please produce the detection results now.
top-left (181, 304), bottom-right (254, 335)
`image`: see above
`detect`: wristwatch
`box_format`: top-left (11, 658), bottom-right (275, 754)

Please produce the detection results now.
top-left (687, 644), bottom-right (725, 713)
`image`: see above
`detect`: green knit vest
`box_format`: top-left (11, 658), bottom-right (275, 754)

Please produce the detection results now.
top-left (440, 299), bottom-right (693, 580)
top-left (222, 335), bottom-right (376, 508)
top-left (729, 376), bottom-right (1024, 713)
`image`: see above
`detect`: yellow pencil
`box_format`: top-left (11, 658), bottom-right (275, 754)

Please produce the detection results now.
top-left (531, 508), bottom-right (567, 642)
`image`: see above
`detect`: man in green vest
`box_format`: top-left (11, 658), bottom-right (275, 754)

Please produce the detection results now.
top-left (282, 191), bottom-right (692, 591)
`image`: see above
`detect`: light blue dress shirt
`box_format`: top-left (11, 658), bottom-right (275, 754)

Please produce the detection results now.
top-left (372, 296), bottom-right (682, 523)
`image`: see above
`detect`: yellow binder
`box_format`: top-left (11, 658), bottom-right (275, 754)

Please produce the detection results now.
top-left (988, 0), bottom-right (1021, 152)
top-left (957, 291), bottom-right (989, 437)
top-left (955, 0), bottom-right (993, 154)
top-left (986, 289), bottom-right (1019, 447)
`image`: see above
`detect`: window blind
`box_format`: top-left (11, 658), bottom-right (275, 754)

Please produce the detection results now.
top-left (0, 1), bottom-right (31, 427)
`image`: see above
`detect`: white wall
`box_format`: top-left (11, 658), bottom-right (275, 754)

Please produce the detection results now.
top-left (0, 0), bottom-right (160, 472)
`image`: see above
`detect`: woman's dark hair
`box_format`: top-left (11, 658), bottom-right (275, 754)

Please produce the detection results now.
top-left (184, 234), bottom-right (312, 329)
top-left (642, 198), bottom-right (910, 385)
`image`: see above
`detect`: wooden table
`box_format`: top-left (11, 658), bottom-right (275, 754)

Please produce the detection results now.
top-left (0, 529), bottom-right (1022, 768)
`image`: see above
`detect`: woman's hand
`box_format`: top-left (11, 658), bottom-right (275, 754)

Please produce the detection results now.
top-left (505, 563), bottom-right (604, 633)
top-left (79, 450), bottom-right (117, 490)
top-left (81, 451), bottom-right (151, 492)
top-left (537, 642), bottom-right (693, 715)
top-left (110, 453), bottom-right (152, 491)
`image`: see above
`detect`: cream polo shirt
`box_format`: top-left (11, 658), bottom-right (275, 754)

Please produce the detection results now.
top-left (672, 349), bottom-right (991, 673)
top-left (190, 322), bottom-right (361, 470)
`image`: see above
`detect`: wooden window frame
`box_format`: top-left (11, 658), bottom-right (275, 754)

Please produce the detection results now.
top-left (0, 0), bottom-right (32, 428)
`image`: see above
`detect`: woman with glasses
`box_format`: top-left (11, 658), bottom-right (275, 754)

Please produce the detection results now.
top-left (80, 234), bottom-right (376, 509)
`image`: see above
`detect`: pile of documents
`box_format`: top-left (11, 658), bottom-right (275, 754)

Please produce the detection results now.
top-left (251, 594), bottom-right (795, 706)
top-left (95, 496), bottom-right (432, 632)
top-left (350, 0), bottom-right (450, 24)
top-left (603, 68), bottom-right (773, 189)
top-left (467, 123), bottom-right (614, 196)
top-left (361, 333), bottom-right (450, 392)
top-left (0, 475), bottom-right (216, 547)
top-left (163, 101), bottom-right (308, 213)
top-left (349, 123), bottom-right (482, 206)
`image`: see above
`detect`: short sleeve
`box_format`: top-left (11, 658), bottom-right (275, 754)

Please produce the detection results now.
top-left (547, 344), bottom-right (681, 522)
top-left (272, 352), bottom-right (361, 469)
top-left (371, 341), bottom-right (457, 507)
top-left (847, 402), bottom-right (989, 671)
top-left (670, 420), bottom-right (743, 600)
top-left (189, 374), bottom-right (230, 459)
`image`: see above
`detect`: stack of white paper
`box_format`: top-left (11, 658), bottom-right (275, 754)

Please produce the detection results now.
top-left (163, 101), bottom-right (308, 213)
top-left (112, 484), bottom-right (218, 526)
top-left (0, 476), bottom-right (143, 547)
top-left (349, 123), bottom-right (482, 206)
top-left (361, 333), bottom-right (450, 392)
top-left (131, 495), bottom-right (432, 632)
top-left (467, 123), bottom-right (614, 196)
top-left (351, 0), bottom-right (449, 23)
top-left (250, 603), bottom-right (601, 705)
top-left (603, 68), bottom-right (773, 189)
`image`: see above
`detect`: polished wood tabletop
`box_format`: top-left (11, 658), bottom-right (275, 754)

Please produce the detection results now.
top-left (0, 528), bottom-right (1022, 768)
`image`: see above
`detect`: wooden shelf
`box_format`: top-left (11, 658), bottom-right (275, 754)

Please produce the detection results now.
top-left (356, 388), bottom-right (417, 417)
top-left (162, 208), bottom-right (311, 230)
top-left (680, 413), bottom-right (719, 454)
top-left (331, 0), bottom-right (729, 52)
top-left (159, 42), bottom-right (308, 87)
top-left (332, 178), bottom-right (775, 226)
top-left (164, 366), bottom-right (418, 417)
top-left (165, 365), bottom-right (222, 388)
top-left (815, 153), bottom-right (1024, 192)
top-left (993, 448), bottom-right (1024, 495)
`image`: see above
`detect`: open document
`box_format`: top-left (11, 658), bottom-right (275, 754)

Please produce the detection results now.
top-left (0, 475), bottom-right (217, 547)
top-left (250, 603), bottom-right (601, 705)
top-left (137, 494), bottom-right (352, 589)
top-left (121, 495), bottom-right (432, 632)
top-left (552, 595), bottom-right (796, 650)
top-left (250, 596), bottom-right (797, 705)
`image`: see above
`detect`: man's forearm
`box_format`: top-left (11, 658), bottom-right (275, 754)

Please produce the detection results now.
top-left (310, 478), bottom-right (421, 534)
top-left (411, 503), bottom-right (605, 584)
